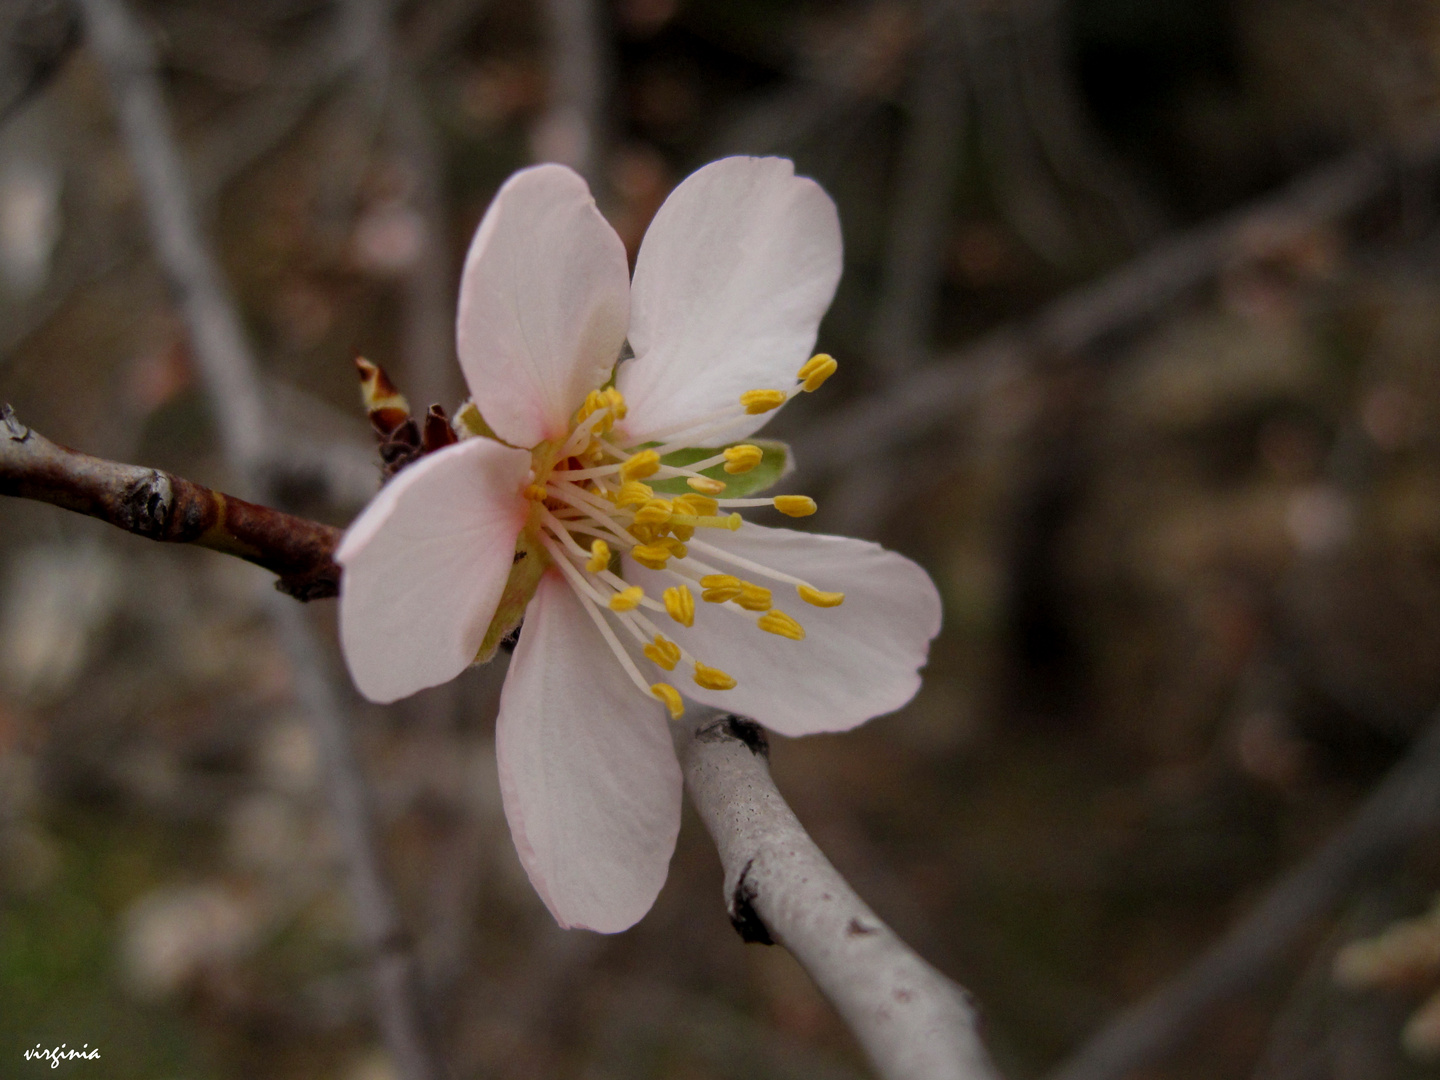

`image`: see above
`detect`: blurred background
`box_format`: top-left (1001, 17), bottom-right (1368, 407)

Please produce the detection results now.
top-left (6, 0), bottom-right (1440, 1077)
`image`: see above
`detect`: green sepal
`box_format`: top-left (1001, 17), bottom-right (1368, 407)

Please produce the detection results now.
top-left (454, 400), bottom-right (500, 442)
top-left (475, 527), bottom-right (550, 663)
top-left (650, 439), bottom-right (792, 498)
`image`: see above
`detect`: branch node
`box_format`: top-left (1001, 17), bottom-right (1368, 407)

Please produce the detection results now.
top-left (697, 713), bottom-right (770, 759)
top-left (2, 404), bottom-right (31, 442)
top-left (119, 470), bottom-right (172, 536)
top-left (728, 857), bottom-right (774, 945)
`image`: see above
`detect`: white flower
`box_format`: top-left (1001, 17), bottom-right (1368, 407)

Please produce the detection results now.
top-left (335, 157), bottom-right (942, 932)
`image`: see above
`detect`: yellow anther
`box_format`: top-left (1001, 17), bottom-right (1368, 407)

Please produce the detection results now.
top-left (632, 497), bottom-right (674, 528)
top-left (758, 608), bottom-right (806, 640)
top-left (620, 449), bottom-right (661, 482)
top-left (608, 586), bottom-right (644, 612)
top-left (773, 495), bottom-right (817, 517)
top-left (615, 480), bottom-right (653, 508)
top-left (797, 353), bottom-right (838, 392)
top-left (663, 585), bottom-right (695, 627)
top-left (659, 536), bottom-right (688, 559)
top-left (670, 524), bottom-right (695, 542)
top-left (723, 444), bottom-right (764, 474)
top-left (586, 539), bottom-right (611, 574)
top-left (736, 583), bottom-right (773, 612)
top-left (798, 584), bottom-right (845, 608)
top-left (630, 543), bottom-right (672, 570)
top-left (693, 661), bottom-right (737, 691)
top-left (674, 494), bottom-right (719, 517)
top-left (524, 483), bottom-right (548, 500)
top-left (687, 476), bottom-right (727, 495)
top-left (700, 573), bottom-right (743, 604)
top-left (740, 389), bottom-right (787, 415)
top-left (629, 523), bottom-right (657, 545)
top-left (651, 683), bottom-right (684, 719)
top-left (643, 635), bottom-right (681, 671)
top-left (601, 386), bottom-right (627, 420)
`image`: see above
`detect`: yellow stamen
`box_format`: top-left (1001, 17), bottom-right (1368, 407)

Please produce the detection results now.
top-left (798, 584), bottom-right (845, 608)
top-left (740, 389), bottom-right (787, 415)
top-left (658, 536), bottom-right (688, 558)
top-left (629, 522), bottom-right (659, 544)
top-left (723, 444), bottom-right (764, 474)
top-left (524, 484), bottom-right (547, 500)
top-left (643, 634), bottom-right (681, 671)
top-left (620, 449), bottom-right (661, 482)
top-left (651, 683), bottom-right (684, 719)
top-left (615, 481), bottom-right (654, 508)
top-left (757, 609), bottom-right (806, 640)
top-left (773, 495), bottom-right (817, 517)
top-left (608, 586), bottom-right (644, 612)
top-left (693, 661), bottom-right (737, 691)
top-left (674, 494), bottom-right (719, 517)
top-left (632, 498), bottom-right (674, 528)
top-left (630, 543), bottom-right (672, 570)
top-left (797, 353), bottom-right (838, 392)
top-left (664, 585), bottom-right (695, 627)
top-left (687, 476), bottom-right (727, 495)
top-left (602, 387), bottom-right (627, 420)
top-left (736, 583), bottom-right (773, 612)
top-left (699, 574), bottom-right (742, 604)
top-left (586, 539), bottom-right (611, 574)
top-left (670, 524), bottom-right (695, 542)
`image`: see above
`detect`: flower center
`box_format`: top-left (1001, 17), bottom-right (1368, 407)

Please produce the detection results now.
top-left (517, 354), bottom-right (846, 718)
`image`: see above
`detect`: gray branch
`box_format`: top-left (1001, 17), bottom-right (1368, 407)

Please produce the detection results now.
top-left (676, 710), bottom-right (1004, 1080)
top-left (77, 2), bottom-right (445, 1077)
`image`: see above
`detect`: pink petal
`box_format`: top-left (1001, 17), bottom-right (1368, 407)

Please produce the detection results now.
top-left (497, 572), bottom-right (682, 932)
top-left (625, 524), bottom-right (941, 736)
top-left (336, 437), bottom-right (531, 704)
top-left (456, 165), bottom-right (630, 448)
top-left (617, 157), bottom-right (842, 445)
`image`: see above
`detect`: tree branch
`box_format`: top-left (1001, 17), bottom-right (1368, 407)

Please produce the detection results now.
top-left (676, 710), bottom-right (1004, 1080)
top-left (0, 405), bottom-right (342, 599)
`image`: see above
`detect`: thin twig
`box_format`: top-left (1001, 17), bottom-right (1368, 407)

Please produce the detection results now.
top-left (676, 709), bottom-right (1004, 1080)
top-left (0, 406), bottom-right (341, 599)
top-left (76, 2), bottom-right (445, 1077)
top-left (1046, 706), bottom-right (1440, 1080)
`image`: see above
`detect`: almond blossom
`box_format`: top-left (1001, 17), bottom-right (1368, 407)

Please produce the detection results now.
top-left (335, 156), bottom-right (942, 932)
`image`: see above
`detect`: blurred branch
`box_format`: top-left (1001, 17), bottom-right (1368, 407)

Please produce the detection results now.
top-left (76, 2), bottom-right (445, 1079)
top-left (791, 141), bottom-right (1424, 485)
top-left (1047, 705), bottom-right (1440, 1080)
top-left (536, 0), bottom-right (608, 188)
top-left (0, 405), bottom-right (341, 599)
top-left (676, 710), bottom-right (1004, 1080)
top-left (869, 0), bottom-right (967, 374)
